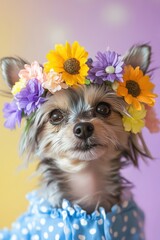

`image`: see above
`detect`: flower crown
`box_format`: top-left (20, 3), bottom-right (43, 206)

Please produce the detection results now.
top-left (3, 41), bottom-right (160, 134)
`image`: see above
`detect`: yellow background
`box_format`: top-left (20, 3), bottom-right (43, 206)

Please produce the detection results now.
top-left (0, 0), bottom-right (56, 227)
top-left (0, 95), bottom-right (38, 227)
top-left (0, 1), bottom-right (40, 227)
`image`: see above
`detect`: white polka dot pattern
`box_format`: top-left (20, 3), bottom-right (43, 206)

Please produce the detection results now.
top-left (40, 218), bottom-right (46, 225)
top-left (78, 235), bottom-right (86, 240)
top-left (55, 234), bottom-right (60, 240)
top-left (124, 215), bottom-right (128, 222)
top-left (43, 232), bottom-right (49, 239)
top-left (130, 227), bottom-right (137, 234)
top-left (31, 235), bottom-right (40, 240)
top-left (122, 201), bottom-right (128, 208)
top-left (64, 225), bottom-right (70, 234)
top-left (89, 228), bottom-right (96, 235)
top-left (48, 225), bottom-right (54, 232)
top-left (80, 219), bottom-right (88, 226)
top-left (27, 223), bottom-right (32, 230)
top-left (112, 216), bottom-right (116, 222)
top-left (67, 207), bottom-right (75, 215)
top-left (121, 237), bottom-right (126, 240)
top-left (73, 223), bottom-right (79, 230)
top-left (21, 228), bottom-right (28, 235)
top-left (0, 192), bottom-right (145, 240)
top-left (98, 218), bottom-right (103, 225)
top-left (10, 235), bottom-right (17, 240)
top-left (58, 222), bottom-right (64, 228)
top-left (113, 231), bottom-right (118, 237)
top-left (122, 225), bottom-right (127, 232)
top-left (40, 206), bottom-right (48, 213)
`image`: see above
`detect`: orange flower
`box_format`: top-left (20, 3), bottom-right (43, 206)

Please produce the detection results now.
top-left (117, 65), bottom-right (157, 110)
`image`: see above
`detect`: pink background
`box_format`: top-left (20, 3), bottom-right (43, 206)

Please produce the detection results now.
top-left (0, 0), bottom-right (160, 239)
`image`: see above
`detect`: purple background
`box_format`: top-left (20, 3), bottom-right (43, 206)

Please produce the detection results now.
top-left (0, 0), bottom-right (160, 239)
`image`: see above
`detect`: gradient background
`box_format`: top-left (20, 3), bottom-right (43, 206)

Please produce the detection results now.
top-left (0, 0), bottom-right (160, 239)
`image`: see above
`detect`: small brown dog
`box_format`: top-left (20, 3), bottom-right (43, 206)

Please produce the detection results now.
top-left (0, 42), bottom-right (157, 240)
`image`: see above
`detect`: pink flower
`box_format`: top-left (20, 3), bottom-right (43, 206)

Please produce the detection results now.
top-left (145, 105), bottom-right (160, 133)
top-left (42, 70), bottom-right (68, 94)
top-left (19, 61), bottom-right (45, 83)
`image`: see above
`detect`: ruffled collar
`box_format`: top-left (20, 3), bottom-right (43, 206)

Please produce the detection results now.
top-left (27, 191), bottom-right (136, 220)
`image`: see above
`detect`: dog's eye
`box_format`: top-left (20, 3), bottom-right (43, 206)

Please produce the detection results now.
top-left (49, 109), bottom-right (64, 125)
top-left (96, 102), bottom-right (111, 116)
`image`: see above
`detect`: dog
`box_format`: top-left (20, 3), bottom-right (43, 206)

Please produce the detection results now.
top-left (0, 42), bottom-right (157, 239)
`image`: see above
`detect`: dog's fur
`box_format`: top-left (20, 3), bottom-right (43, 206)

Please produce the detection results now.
top-left (0, 44), bottom-right (152, 213)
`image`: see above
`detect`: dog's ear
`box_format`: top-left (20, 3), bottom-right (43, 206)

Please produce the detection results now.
top-left (0, 57), bottom-right (29, 89)
top-left (123, 44), bottom-right (151, 73)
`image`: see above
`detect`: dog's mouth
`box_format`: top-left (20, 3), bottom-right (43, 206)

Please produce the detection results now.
top-left (74, 142), bottom-right (103, 152)
top-left (67, 140), bottom-right (106, 161)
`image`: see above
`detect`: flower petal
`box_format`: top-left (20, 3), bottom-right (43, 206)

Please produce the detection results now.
top-left (122, 104), bottom-right (146, 133)
top-left (117, 86), bottom-right (128, 97)
top-left (88, 50), bottom-right (124, 83)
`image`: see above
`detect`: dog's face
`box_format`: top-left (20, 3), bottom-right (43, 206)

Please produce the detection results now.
top-left (29, 84), bottom-right (129, 165)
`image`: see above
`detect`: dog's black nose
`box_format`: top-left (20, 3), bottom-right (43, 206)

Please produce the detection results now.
top-left (73, 122), bottom-right (94, 139)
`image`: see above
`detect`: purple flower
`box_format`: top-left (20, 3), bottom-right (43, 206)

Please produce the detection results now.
top-left (3, 101), bottom-right (22, 129)
top-left (15, 78), bottom-right (46, 115)
top-left (88, 51), bottom-right (124, 83)
top-left (86, 58), bottom-right (104, 84)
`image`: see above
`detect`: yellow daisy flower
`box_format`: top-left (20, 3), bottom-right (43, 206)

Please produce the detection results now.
top-left (44, 41), bottom-right (89, 86)
top-left (12, 79), bottom-right (26, 95)
top-left (117, 65), bottom-right (157, 110)
top-left (122, 104), bottom-right (146, 133)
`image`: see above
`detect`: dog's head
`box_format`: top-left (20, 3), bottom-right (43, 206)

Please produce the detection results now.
top-left (1, 43), bottom-right (156, 173)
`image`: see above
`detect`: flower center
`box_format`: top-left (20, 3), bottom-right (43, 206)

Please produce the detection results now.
top-left (105, 66), bottom-right (115, 74)
top-left (126, 80), bottom-right (141, 97)
top-left (63, 58), bottom-right (80, 75)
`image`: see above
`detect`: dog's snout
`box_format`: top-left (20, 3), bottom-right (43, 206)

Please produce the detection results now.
top-left (73, 122), bottom-right (94, 139)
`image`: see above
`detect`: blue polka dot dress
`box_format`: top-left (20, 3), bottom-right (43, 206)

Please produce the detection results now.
top-left (0, 192), bottom-right (145, 240)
